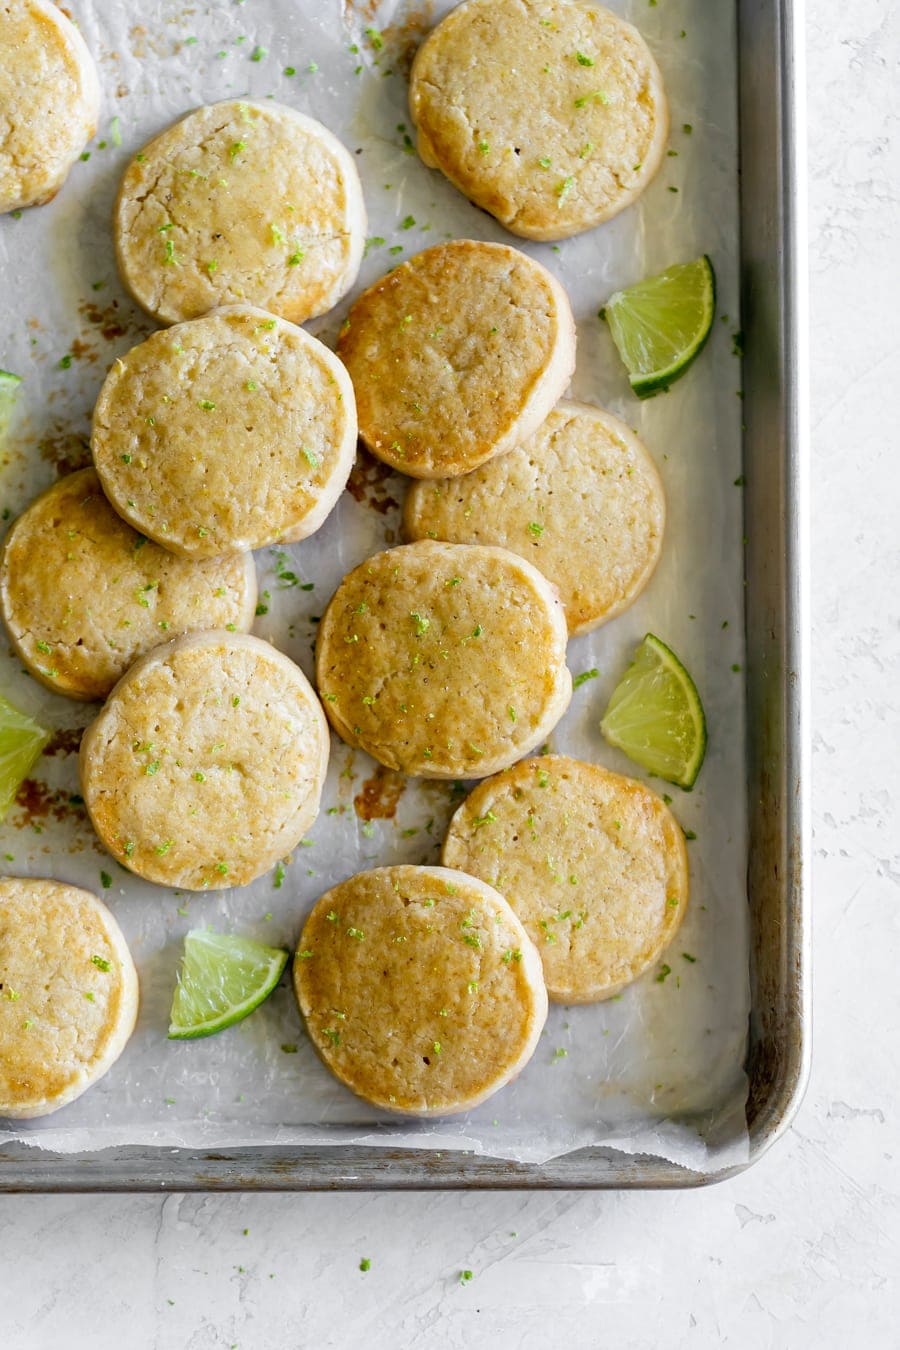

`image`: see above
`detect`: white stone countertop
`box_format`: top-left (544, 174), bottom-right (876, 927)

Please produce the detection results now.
top-left (2, 2), bottom-right (899, 1346)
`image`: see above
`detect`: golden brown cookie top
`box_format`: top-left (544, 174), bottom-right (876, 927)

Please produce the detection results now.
top-left (294, 865), bottom-right (548, 1116)
top-left (443, 756), bottom-right (689, 1002)
top-left (336, 239), bottom-right (575, 477)
top-left (315, 540), bottom-right (572, 779)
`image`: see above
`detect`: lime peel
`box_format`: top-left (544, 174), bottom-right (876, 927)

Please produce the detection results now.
top-left (168, 929), bottom-right (289, 1039)
top-left (0, 693), bottom-right (51, 819)
top-left (600, 634), bottom-right (707, 789)
top-left (605, 256), bottom-right (716, 398)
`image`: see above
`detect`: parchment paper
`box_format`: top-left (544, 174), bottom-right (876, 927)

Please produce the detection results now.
top-left (0, 0), bottom-right (749, 1169)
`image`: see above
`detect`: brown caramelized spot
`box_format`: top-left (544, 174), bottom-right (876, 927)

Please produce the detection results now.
top-left (38, 431), bottom-right (91, 477)
top-left (345, 444), bottom-right (401, 516)
top-left (354, 767), bottom-right (406, 821)
top-left (12, 780), bottom-right (88, 827)
top-left (42, 728), bottom-right (84, 758)
top-left (385, 2), bottom-right (436, 78)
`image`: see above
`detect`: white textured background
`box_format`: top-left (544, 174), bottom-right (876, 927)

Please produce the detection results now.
top-left (1, 1), bottom-right (898, 1345)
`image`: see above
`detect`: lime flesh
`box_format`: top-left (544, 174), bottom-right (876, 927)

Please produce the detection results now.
top-left (600, 634), bottom-right (707, 789)
top-left (0, 370), bottom-right (21, 443)
top-left (0, 693), bottom-right (51, 819)
top-left (168, 929), bottom-right (289, 1039)
top-left (605, 256), bottom-right (716, 398)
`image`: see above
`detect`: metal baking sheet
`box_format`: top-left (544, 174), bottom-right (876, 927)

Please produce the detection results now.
top-left (0, 0), bottom-right (808, 1189)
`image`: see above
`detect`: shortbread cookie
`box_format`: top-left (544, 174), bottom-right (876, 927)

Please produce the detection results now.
top-left (443, 756), bottom-right (688, 1002)
top-left (80, 632), bottom-right (329, 890)
top-left (315, 540), bottom-right (571, 779)
top-left (0, 0), bottom-right (100, 214)
top-left (91, 306), bottom-right (357, 559)
top-left (113, 100), bottom-right (366, 325)
top-left (293, 865), bottom-right (548, 1116)
top-left (404, 401), bottom-right (665, 635)
top-left (409, 0), bottom-right (668, 241)
top-left (0, 468), bottom-right (257, 701)
top-left (0, 877), bottom-right (138, 1118)
top-left (336, 240), bottom-right (575, 477)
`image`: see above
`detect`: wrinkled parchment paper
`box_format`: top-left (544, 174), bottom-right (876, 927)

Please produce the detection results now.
top-left (0, 0), bottom-right (749, 1169)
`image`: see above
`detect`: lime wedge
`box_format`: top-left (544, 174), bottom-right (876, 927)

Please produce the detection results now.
top-left (168, 929), bottom-right (289, 1039)
top-left (604, 256), bottom-right (716, 398)
top-left (0, 693), bottom-right (50, 819)
top-left (600, 634), bottom-right (707, 789)
top-left (0, 370), bottom-right (22, 443)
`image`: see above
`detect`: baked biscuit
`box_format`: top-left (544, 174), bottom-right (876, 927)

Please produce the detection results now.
top-left (409, 0), bottom-right (668, 241)
top-left (0, 877), bottom-right (138, 1119)
top-left (0, 0), bottom-right (100, 214)
top-left (113, 100), bottom-right (366, 325)
top-left (315, 540), bottom-right (571, 779)
top-left (404, 400), bottom-right (665, 635)
top-left (91, 305), bottom-right (357, 559)
top-left (336, 240), bottom-right (575, 477)
top-left (442, 756), bottom-right (688, 1002)
top-left (293, 865), bottom-right (547, 1116)
top-left (80, 632), bottom-right (329, 891)
top-left (0, 468), bottom-right (257, 701)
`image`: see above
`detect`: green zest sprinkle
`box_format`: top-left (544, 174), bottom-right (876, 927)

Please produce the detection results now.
top-left (538, 156), bottom-right (552, 169)
top-left (460, 1270), bottom-right (473, 1285)
top-left (99, 873), bottom-right (112, 891)
top-left (656, 963), bottom-right (672, 983)
top-left (472, 811), bottom-right (496, 830)
top-left (359, 1258), bottom-right (371, 1272)
top-left (198, 399), bottom-right (216, 411)
top-left (401, 214), bottom-right (415, 229)
top-left (288, 250), bottom-right (304, 266)
top-left (84, 991), bottom-right (95, 1002)
top-left (91, 954), bottom-right (111, 971)
top-left (271, 223), bottom-right (286, 245)
top-left (347, 927), bottom-right (365, 940)
top-left (528, 521), bottom-right (544, 538)
top-left (284, 66), bottom-right (296, 76)
top-left (250, 45), bottom-right (267, 62)
top-left (553, 1047), bottom-right (567, 1059)
top-left (682, 952), bottom-right (697, 963)
top-left (573, 668), bottom-right (599, 688)
top-left (164, 239), bottom-right (179, 266)
top-left (556, 176), bottom-right (575, 202)
top-left (273, 862), bottom-right (286, 889)
top-left (302, 448), bottom-right (318, 468)
top-left (145, 760), bottom-right (160, 776)
top-left (110, 116), bottom-right (122, 147)
top-left (410, 611), bottom-right (430, 636)
top-left (59, 354), bottom-right (72, 369)
top-left (576, 51), bottom-right (594, 65)
top-left (365, 27), bottom-right (383, 50)
top-left (478, 141), bottom-right (490, 155)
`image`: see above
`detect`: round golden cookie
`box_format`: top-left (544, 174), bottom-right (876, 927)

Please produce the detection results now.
top-left (80, 632), bottom-right (329, 891)
top-left (294, 865), bottom-right (548, 1116)
top-left (336, 239), bottom-right (576, 478)
top-left (91, 305), bottom-right (357, 559)
top-left (315, 541), bottom-right (571, 779)
top-left (0, 877), bottom-right (139, 1119)
top-left (409, 0), bottom-right (668, 241)
top-left (113, 99), bottom-right (366, 326)
top-left (404, 400), bottom-right (665, 636)
top-left (442, 756), bottom-right (689, 1003)
top-left (0, 468), bottom-right (257, 701)
top-left (0, 0), bottom-right (100, 215)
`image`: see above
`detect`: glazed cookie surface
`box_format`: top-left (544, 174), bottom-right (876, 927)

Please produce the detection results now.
top-left (409, 0), bottom-right (668, 240)
top-left (315, 541), bottom-right (572, 779)
top-left (113, 100), bottom-right (366, 325)
top-left (0, 468), bottom-right (257, 700)
top-left (0, 877), bottom-right (138, 1118)
top-left (442, 756), bottom-right (688, 1002)
top-left (91, 306), bottom-right (357, 559)
top-left (0, 0), bottom-right (100, 214)
top-left (404, 401), bottom-right (665, 635)
top-left (80, 632), bottom-right (329, 890)
top-left (293, 865), bottom-right (548, 1116)
top-left (336, 240), bottom-right (575, 477)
